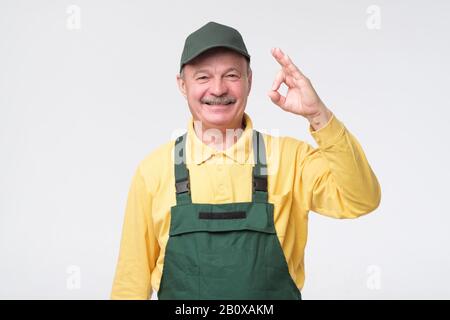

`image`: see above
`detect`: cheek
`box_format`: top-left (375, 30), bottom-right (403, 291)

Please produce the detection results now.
top-left (230, 82), bottom-right (249, 99)
top-left (187, 85), bottom-right (207, 103)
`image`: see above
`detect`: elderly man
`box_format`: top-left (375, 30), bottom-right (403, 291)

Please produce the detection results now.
top-left (111, 21), bottom-right (381, 300)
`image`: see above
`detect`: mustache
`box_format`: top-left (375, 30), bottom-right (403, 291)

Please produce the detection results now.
top-left (200, 96), bottom-right (237, 105)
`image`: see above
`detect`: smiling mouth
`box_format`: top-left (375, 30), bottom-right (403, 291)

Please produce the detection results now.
top-left (203, 101), bottom-right (235, 106)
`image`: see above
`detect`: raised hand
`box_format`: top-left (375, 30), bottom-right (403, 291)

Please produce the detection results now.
top-left (268, 48), bottom-right (331, 130)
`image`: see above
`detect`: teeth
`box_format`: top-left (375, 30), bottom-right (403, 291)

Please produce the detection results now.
top-left (204, 102), bottom-right (234, 105)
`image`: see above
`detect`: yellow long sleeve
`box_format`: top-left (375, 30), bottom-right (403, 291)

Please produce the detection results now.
top-left (111, 165), bottom-right (160, 299)
top-left (297, 114), bottom-right (381, 218)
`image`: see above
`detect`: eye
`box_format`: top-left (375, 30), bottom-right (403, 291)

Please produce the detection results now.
top-left (227, 74), bottom-right (238, 78)
top-left (196, 76), bottom-right (208, 80)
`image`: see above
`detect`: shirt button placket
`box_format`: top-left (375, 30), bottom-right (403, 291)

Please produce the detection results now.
top-left (215, 155), bottom-right (229, 201)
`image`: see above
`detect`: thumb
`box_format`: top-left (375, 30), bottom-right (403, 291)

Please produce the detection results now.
top-left (268, 90), bottom-right (286, 109)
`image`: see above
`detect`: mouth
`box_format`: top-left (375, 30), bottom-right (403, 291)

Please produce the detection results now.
top-left (203, 101), bottom-right (235, 106)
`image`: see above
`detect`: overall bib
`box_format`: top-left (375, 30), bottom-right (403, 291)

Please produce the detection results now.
top-left (158, 130), bottom-right (302, 300)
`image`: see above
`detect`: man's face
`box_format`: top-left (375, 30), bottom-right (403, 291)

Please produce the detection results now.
top-left (177, 48), bottom-right (252, 131)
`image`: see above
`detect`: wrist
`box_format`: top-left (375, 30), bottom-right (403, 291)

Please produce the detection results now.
top-left (307, 105), bottom-right (332, 131)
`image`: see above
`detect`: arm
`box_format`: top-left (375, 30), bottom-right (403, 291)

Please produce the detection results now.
top-left (111, 165), bottom-right (160, 299)
top-left (269, 48), bottom-right (381, 218)
top-left (298, 114), bottom-right (381, 218)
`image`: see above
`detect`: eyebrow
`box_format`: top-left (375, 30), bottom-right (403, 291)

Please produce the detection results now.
top-left (193, 67), bottom-right (242, 77)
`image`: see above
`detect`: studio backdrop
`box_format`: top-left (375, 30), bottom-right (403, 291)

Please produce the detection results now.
top-left (1, 0), bottom-right (449, 299)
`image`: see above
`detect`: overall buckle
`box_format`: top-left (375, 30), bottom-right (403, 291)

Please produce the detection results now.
top-left (253, 177), bottom-right (267, 192)
top-left (175, 179), bottom-right (190, 194)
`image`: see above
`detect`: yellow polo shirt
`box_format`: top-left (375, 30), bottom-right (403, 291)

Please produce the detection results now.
top-left (111, 113), bottom-right (381, 299)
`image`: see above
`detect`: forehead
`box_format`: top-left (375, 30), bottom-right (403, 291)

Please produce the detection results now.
top-left (185, 48), bottom-right (247, 72)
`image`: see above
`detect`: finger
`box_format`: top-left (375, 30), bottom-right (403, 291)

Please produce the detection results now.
top-left (271, 69), bottom-right (285, 91)
top-left (268, 90), bottom-right (286, 109)
top-left (271, 47), bottom-right (288, 67)
top-left (271, 47), bottom-right (305, 79)
top-left (271, 48), bottom-right (295, 71)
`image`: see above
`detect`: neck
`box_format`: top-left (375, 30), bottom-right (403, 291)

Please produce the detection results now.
top-left (193, 117), bottom-right (246, 151)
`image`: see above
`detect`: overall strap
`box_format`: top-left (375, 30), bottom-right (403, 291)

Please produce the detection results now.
top-left (174, 133), bottom-right (192, 205)
top-left (252, 130), bottom-right (268, 203)
top-left (173, 130), bottom-right (269, 205)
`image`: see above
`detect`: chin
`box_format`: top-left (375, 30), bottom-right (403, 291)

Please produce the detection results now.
top-left (199, 105), bottom-right (240, 129)
top-left (202, 114), bottom-right (235, 128)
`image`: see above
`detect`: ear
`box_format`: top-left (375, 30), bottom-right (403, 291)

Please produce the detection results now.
top-left (246, 69), bottom-right (253, 96)
top-left (176, 74), bottom-right (187, 99)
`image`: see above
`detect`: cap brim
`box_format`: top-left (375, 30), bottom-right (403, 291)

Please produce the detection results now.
top-left (180, 44), bottom-right (250, 72)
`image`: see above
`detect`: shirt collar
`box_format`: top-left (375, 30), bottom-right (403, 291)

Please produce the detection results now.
top-left (186, 113), bottom-right (254, 165)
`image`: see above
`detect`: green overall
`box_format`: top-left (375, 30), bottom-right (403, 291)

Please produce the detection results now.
top-left (158, 130), bottom-right (302, 300)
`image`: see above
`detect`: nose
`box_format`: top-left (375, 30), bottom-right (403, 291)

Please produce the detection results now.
top-left (209, 77), bottom-right (227, 96)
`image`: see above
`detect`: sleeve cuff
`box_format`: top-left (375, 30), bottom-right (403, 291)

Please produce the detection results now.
top-left (309, 113), bottom-right (346, 147)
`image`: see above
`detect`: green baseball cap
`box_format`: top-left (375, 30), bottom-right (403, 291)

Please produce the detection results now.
top-left (180, 21), bottom-right (250, 72)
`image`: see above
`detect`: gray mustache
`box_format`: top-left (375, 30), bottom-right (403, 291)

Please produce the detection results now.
top-left (201, 96), bottom-right (236, 105)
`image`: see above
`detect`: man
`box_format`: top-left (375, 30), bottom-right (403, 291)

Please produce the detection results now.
top-left (111, 21), bottom-right (381, 300)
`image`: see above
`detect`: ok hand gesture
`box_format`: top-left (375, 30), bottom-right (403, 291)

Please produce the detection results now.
top-left (268, 48), bottom-right (331, 130)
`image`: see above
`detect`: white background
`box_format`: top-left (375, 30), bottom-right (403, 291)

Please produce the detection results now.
top-left (1, 0), bottom-right (449, 299)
